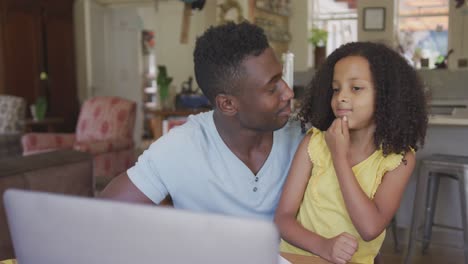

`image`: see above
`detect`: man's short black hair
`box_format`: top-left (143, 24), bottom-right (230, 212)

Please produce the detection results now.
top-left (194, 22), bottom-right (269, 104)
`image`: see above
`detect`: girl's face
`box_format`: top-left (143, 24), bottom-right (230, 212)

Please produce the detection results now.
top-left (331, 56), bottom-right (376, 130)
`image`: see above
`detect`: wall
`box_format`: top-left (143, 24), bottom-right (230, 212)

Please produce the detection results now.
top-left (357, 0), bottom-right (396, 47)
top-left (448, 0), bottom-right (468, 70)
top-left (89, 1), bottom-right (110, 97)
top-left (74, 0), bottom-right (88, 103)
top-left (75, 0), bottom-right (109, 103)
top-left (154, 1), bottom-right (217, 94)
top-left (289, 1), bottom-right (309, 72)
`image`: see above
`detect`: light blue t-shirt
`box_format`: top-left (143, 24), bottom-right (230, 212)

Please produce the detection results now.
top-left (128, 111), bottom-right (303, 221)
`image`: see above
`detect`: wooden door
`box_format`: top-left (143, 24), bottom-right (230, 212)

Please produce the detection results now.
top-left (43, 0), bottom-right (78, 132)
top-left (0, 0), bottom-right (42, 105)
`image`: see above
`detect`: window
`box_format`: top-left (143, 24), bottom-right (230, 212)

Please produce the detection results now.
top-left (309, 0), bottom-right (358, 60)
top-left (398, 0), bottom-right (449, 69)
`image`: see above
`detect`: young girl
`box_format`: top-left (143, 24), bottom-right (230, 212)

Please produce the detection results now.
top-left (275, 42), bottom-right (428, 264)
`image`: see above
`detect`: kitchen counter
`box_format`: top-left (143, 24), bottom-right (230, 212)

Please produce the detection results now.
top-left (429, 115), bottom-right (468, 126)
top-left (428, 99), bottom-right (468, 126)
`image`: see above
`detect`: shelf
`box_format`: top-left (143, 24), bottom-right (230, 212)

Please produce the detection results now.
top-left (145, 108), bottom-right (210, 118)
top-left (146, 108), bottom-right (211, 139)
top-left (255, 6), bottom-right (290, 17)
top-left (145, 102), bottom-right (158, 109)
top-left (145, 73), bottom-right (156, 79)
top-left (250, 0), bottom-right (291, 56)
top-left (144, 87), bottom-right (157, 94)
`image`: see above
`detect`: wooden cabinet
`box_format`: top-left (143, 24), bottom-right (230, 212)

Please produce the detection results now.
top-left (147, 109), bottom-right (209, 140)
top-left (0, 0), bottom-right (42, 103)
top-left (0, 0), bottom-right (79, 132)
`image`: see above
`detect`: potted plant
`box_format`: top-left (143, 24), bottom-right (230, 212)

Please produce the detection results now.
top-left (157, 65), bottom-right (173, 109)
top-left (308, 27), bottom-right (328, 68)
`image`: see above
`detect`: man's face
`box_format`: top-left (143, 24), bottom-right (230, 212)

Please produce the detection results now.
top-left (234, 48), bottom-right (294, 132)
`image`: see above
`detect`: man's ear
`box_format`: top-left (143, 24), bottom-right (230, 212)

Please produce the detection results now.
top-left (215, 94), bottom-right (238, 116)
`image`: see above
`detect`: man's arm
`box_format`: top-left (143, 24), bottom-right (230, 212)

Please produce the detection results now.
top-left (99, 172), bottom-right (154, 204)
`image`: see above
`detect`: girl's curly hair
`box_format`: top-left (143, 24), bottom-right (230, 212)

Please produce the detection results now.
top-left (298, 42), bottom-right (428, 155)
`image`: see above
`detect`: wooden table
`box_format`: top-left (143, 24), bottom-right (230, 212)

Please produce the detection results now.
top-left (24, 117), bottom-right (63, 132)
top-left (145, 108), bottom-right (210, 139)
top-left (281, 252), bottom-right (334, 264)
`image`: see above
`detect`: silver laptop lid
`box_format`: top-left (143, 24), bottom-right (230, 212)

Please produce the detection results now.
top-left (4, 189), bottom-right (279, 264)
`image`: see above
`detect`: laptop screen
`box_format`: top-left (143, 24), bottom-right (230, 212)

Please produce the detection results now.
top-left (4, 189), bottom-right (280, 264)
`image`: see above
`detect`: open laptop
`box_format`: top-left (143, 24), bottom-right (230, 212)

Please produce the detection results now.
top-left (3, 189), bottom-right (280, 264)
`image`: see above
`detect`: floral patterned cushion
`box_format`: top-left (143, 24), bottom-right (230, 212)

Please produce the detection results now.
top-left (21, 133), bottom-right (75, 155)
top-left (75, 97), bottom-right (136, 142)
top-left (21, 96), bottom-right (136, 188)
top-left (0, 95), bottom-right (26, 134)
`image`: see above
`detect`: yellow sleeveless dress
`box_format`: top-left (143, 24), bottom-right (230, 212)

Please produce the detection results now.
top-left (280, 128), bottom-right (405, 264)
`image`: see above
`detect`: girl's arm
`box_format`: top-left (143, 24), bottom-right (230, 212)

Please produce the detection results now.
top-left (326, 117), bottom-right (415, 241)
top-left (275, 134), bottom-right (358, 264)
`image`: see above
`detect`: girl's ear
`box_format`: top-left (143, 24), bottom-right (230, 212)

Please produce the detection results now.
top-left (215, 94), bottom-right (238, 116)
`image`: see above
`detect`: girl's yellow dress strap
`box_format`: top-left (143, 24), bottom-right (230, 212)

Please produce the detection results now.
top-left (0, 259), bottom-right (17, 264)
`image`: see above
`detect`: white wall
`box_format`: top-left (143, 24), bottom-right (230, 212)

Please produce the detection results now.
top-left (289, 1), bottom-right (310, 71)
top-left (74, 0), bottom-right (109, 103)
top-left (448, 0), bottom-right (468, 70)
top-left (90, 1), bottom-right (109, 95)
top-left (153, 1), bottom-right (217, 94)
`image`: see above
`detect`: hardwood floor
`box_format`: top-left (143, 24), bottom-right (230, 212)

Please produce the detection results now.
top-left (380, 228), bottom-right (464, 264)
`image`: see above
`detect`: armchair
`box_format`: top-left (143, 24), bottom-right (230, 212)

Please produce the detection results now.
top-left (0, 95), bottom-right (26, 159)
top-left (21, 96), bottom-right (136, 189)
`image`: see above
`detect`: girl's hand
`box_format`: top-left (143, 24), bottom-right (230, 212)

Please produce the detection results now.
top-left (325, 116), bottom-right (350, 160)
top-left (320, 232), bottom-right (358, 264)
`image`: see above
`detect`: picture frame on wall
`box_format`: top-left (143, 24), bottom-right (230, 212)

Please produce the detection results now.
top-left (363, 7), bottom-right (386, 31)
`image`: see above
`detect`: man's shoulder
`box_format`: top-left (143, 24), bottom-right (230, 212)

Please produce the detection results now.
top-left (277, 119), bottom-right (304, 139)
top-left (183, 110), bottom-right (213, 128)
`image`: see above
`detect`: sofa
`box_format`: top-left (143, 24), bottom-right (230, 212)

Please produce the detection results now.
top-left (21, 96), bottom-right (137, 190)
top-left (0, 150), bottom-right (93, 260)
top-left (0, 95), bottom-right (26, 159)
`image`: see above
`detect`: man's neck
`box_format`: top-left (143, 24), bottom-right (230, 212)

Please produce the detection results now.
top-left (213, 111), bottom-right (273, 175)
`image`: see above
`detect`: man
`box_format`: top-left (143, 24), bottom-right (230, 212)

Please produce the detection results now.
top-left (101, 22), bottom-right (303, 221)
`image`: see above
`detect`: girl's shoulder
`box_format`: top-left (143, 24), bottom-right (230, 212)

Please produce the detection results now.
top-left (306, 127), bottom-right (323, 136)
top-left (305, 127), bottom-right (325, 143)
top-left (378, 150), bottom-right (415, 175)
top-left (305, 127), bottom-right (329, 166)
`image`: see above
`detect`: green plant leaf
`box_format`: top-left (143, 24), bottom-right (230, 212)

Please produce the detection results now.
top-left (308, 27), bottom-right (328, 47)
top-left (157, 65), bottom-right (173, 100)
